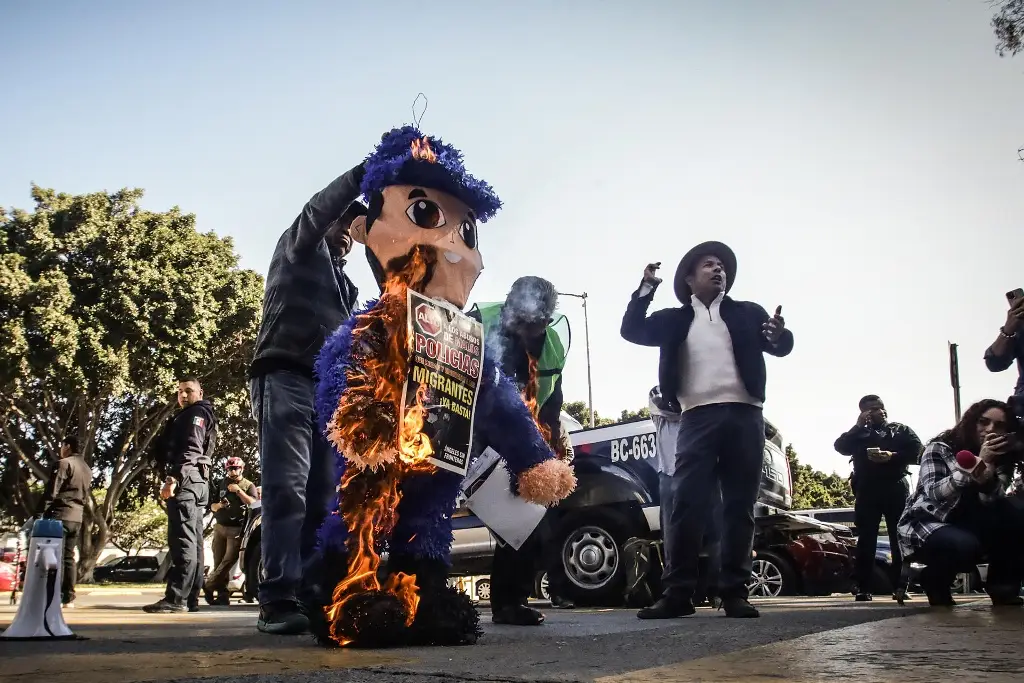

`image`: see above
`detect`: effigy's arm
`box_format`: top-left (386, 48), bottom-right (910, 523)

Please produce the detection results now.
top-left (474, 357), bottom-right (576, 506)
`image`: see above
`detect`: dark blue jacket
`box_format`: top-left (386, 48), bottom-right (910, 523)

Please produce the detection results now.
top-left (620, 281), bottom-right (794, 411)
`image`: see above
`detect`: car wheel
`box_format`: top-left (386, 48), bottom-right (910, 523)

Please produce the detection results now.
top-left (747, 550), bottom-right (796, 598)
top-left (475, 578), bottom-right (491, 602)
top-left (555, 509), bottom-right (634, 606)
top-left (952, 569), bottom-right (982, 594)
top-left (536, 571), bottom-right (550, 601)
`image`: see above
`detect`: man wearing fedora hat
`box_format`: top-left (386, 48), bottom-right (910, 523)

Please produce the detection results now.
top-left (621, 241), bottom-right (793, 619)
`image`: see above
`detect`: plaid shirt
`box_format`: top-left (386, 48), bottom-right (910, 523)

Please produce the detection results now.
top-left (897, 441), bottom-right (1011, 557)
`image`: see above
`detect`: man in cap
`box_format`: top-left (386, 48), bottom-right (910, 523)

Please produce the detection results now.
top-left (204, 456), bottom-right (258, 605)
top-left (469, 275), bottom-right (574, 625)
top-left (249, 167), bottom-right (365, 634)
top-left (621, 242), bottom-right (793, 619)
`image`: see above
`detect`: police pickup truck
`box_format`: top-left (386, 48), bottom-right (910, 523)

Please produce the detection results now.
top-left (450, 411), bottom-right (854, 605)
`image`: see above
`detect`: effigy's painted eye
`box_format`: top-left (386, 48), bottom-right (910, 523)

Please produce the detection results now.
top-left (406, 200), bottom-right (446, 229)
top-left (459, 219), bottom-right (477, 249)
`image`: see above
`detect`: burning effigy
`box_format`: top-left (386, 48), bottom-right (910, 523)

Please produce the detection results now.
top-left (309, 126), bottom-right (577, 648)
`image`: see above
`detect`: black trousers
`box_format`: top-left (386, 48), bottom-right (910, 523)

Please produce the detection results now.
top-left (490, 515), bottom-right (565, 608)
top-left (853, 479), bottom-right (908, 592)
top-left (916, 497), bottom-right (1024, 593)
top-left (661, 403), bottom-right (765, 602)
top-left (163, 474), bottom-right (209, 606)
top-left (60, 520), bottom-right (81, 604)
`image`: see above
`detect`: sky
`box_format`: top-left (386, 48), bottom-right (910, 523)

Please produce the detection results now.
top-left (2, 1), bottom-right (1022, 476)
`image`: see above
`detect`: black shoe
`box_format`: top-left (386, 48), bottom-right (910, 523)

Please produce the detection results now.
top-left (550, 595), bottom-right (576, 609)
top-left (257, 600), bottom-right (310, 635)
top-left (925, 589), bottom-right (956, 607)
top-left (637, 597), bottom-right (695, 620)
top-left (720, 596), bottom-right (759, 618)
top-left (203, 588), bottom-right (215, 606)
top-left (989, 593), bottom-right (1024, 606)
top-left (492, 604), bottom-right (545, 625)
top-left (143, 600), bottom-right (187, 614)
top-left (893, 592), bottom-right (910, 601)
top-left (855, 593), bottom-right (873, 602)
top-left (187, 604), bottom-right (200, 613)
top-left (214, 591), bottom-right (230, 606)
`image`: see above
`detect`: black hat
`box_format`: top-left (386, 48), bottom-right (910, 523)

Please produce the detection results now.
top-left (673, 241), bottom-right (737, 303)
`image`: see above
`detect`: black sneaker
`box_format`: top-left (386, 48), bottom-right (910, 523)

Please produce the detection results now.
top-left (257, 600), bottom-right (310, 635)
top-left (720, 596), bottom-right (759, 618)
top-left (855, 593), bottom-right (873, 602)
top-left (925, 589), bottom-right (956, 607)
top-left (550, 595), bottom-right (576, 609)
top-left (989, 593), bottom-right (1024, 607)
top-left (637, 597), bottom-right (695, 620)
top-left (143, 600), bottom-right (187, 614)
top-left (492, 604), bottom-right (545, 625)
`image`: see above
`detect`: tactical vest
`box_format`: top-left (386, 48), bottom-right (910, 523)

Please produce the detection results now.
top-left (470, 302), bottom-right (568, 409)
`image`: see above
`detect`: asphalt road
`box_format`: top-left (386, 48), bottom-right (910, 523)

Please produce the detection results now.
top-left (0, 589), bottom-right (939, 683)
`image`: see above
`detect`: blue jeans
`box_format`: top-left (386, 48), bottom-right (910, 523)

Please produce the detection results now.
top-left (250, 371), bottom-right (337, 606)
top-left (661, 403), bottom-right (764, 601)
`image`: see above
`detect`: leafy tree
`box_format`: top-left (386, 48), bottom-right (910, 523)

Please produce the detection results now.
top-left (563, 400), bottom-right (616, 428)
top-left (0, 186), bottom-right (263, 580)
top-left (993, 0), bottom-right (1024, 57)
top-left (107, 495), bottom-right (167, 556)
top-left (619, 407), bottom-right (651, 421)
top-left (786, 444), bottom-right (854, 510)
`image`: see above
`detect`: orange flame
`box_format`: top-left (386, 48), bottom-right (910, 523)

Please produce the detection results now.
top-left (410, 137), bottom-right (437, 164)
top-left (523, 356), bottom-right (555, 450)
top-left (323, 247), bottom-right (439, 646)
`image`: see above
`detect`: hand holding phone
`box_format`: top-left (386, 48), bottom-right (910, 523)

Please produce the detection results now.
top-left (1005, 289), bottom-right (1024, 334)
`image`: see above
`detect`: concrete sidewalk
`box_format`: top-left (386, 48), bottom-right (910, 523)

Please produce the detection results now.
top-left (1, 595), bottom-right (1021, 682)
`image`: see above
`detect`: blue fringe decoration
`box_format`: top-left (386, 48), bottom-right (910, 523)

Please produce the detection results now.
top-left (473, 355), bottom-right (555, 494)
top-left (361, 126), bottom-right (502, 223)
top-left (312, 298), bottom-right (379, 555)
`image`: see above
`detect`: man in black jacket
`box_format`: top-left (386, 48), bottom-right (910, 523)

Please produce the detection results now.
top-left (144, 378), bottom-right (217, 614)
top-left (40, 436), bottom-right (91, 608)
top-left (834, 394), bottom-right (921, 601)
top-left (248, 166), bottom-right (364, 634)
top-left (621, 241), bottom-right (793, 620)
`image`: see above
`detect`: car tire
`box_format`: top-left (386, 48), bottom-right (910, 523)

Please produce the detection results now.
top-left (553, 509), bottom-right (635, 607)
top-left (534, 571), bottom-right (550, 601)
top-left (870, 563), bottom-right (894, 595)
top-left (475, 578), bottom-right (491, 602)
top-left (747, 550), bottom-right (797, 598)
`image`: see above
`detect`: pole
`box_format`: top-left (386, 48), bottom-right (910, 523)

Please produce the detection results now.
top-left (558, 291), bottom-right (595, 428)
top-left (581, 293), bottom-right (594, 428)
top-left (948, 341), bottom-right (962, 422)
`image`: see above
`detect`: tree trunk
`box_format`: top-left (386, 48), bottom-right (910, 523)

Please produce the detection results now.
top-left (76, 503), bottom-right (110, 583)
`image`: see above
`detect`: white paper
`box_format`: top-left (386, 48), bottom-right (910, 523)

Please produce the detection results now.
top-left (462, 447), bottom-right (547, 551)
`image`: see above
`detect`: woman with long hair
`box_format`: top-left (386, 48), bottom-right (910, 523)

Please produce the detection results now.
top-left (897, 399), bottom-right (1024, 607)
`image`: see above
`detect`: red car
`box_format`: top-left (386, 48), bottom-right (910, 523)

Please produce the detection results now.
top-left (0, 562), bottom-right (17, 592)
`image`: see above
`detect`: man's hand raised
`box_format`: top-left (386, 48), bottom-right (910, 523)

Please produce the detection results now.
top-left (643, 262), bottom-right (663, 286)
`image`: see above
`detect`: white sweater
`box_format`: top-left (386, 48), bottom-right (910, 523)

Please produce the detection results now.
top-left (677, 293), bottom-right (761, 413)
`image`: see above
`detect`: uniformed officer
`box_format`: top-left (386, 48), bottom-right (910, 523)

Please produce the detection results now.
top-left (144, 377), bottom-right (218, 614)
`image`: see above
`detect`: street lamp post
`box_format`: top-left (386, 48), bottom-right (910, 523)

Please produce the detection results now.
top-left (558, 291), bottom-right (595, 428)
